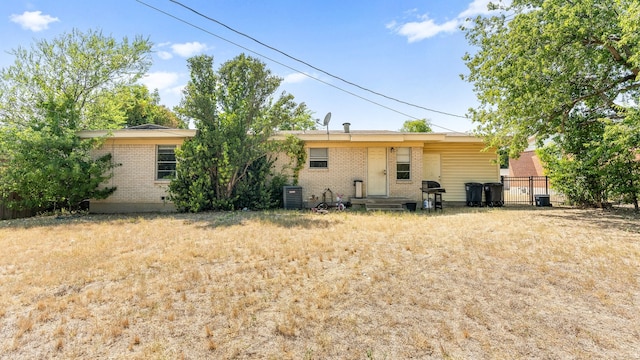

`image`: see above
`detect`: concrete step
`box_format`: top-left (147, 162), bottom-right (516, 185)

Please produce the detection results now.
top-left (365, 203), bottom-right (405, 211)
top-left (351, 197), bottom-right (412, 204)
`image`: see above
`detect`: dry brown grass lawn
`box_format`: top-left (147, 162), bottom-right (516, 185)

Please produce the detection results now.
top-left (0, 207), bottom-right (639, 359)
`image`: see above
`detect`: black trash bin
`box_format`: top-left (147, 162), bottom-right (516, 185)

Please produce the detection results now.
top-left (483, 182), bottom-right (504, 207)
top-left (535, 194), bottom-right (551, 207)
top-left (465, 182), bottom-right (483, 207)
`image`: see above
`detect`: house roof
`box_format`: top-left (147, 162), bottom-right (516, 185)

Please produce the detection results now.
top-left (273, 130), bottom-right (482, 143)
top-left (509, 150), bottom-right (545, 177)
top-left (127, 124), bottom-right (173, 129)
top-left (78, 128), bottom-right (483, 144)
top-left (78, 128), bottom-right (197, 139)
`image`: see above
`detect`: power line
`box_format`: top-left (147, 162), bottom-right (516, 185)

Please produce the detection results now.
top-left (168, 0), bottom-right (469, 121)
top-left (134, 1), bottom-right (420, 121)
top-left (134, 0), bottom-right (466, 133)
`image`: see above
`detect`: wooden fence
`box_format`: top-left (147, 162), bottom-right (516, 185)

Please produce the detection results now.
top-left (0, 193), bottom-right (35, 220)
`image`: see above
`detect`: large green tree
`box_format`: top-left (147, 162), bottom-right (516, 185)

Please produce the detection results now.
top-left (169, 54), bottom-right (310, 212)
top-left (0, 29), bottom-right (153, 211)
top-left (1, 101), bottom-right (117, 210)
top-left (463, 0), bottom-right (640, 208)
top-left (399, 118), bottom-right (432, 132)
top-left (107, 85), bottom-right (185, 128)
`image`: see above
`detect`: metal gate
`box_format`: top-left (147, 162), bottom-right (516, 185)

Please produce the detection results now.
top-left (501, 176), bottom-right (565, 205)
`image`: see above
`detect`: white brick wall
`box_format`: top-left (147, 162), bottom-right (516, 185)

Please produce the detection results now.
top-left (92, 143), bottom-right (171, 206)
top-left (90, 139), bottom-right (496, 211)
top-left (298, 147), bottom-right (367, 204)
top-left (275, 146), bottom-right (425, 205)
top-left (389, 147), bottom-right (423, 200)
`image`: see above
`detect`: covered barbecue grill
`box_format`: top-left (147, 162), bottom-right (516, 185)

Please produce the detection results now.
top-left (420, 180), bottom-right (446, 211)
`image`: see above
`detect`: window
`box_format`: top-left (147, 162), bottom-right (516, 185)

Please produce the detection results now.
top-left (396, 147), bottom-right (411, 180)
top-left (309, 148), bottom-right (328, 168)
top-left (157, 145), bottom-right (177, 180)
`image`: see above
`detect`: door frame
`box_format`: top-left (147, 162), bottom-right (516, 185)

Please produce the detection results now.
top-left (367, 147), bottom-right (388, 196)
top-left (423, 153), bottom-right (441, 182)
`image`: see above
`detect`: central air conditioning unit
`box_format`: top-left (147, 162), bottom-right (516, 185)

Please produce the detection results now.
top-left (283, 186), bottom-right (303, 210)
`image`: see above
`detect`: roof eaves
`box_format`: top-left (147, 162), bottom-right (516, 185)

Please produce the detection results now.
top-left (78, 129), bottom-right (197, 139)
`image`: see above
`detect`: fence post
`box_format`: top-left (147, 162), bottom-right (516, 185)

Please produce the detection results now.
top-left (529, 176), bottom-right (534, 205)
top-left (545, 176), bottom-right (549, 195)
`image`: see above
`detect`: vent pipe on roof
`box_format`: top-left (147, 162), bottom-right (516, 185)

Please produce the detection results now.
top-left (342, 122), bottom-right (351, 133)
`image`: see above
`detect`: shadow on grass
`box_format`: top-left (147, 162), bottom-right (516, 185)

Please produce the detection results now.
top-left (0, 206), bottom-right (491, 230)
top-left (191, 210), bottom-right (342, 230)
top-left (452, 204), bottom-right (640, 234)
top-left (0, 210), bottom-right (342, 230)
top-left (0, 206), bottom-right (547, 230)
top-left (536, 206), bottom-right (640, 235)
top-left (0, 212), bottom-right (128, 230)
top-left (2, 206), bottom-right (636, 232)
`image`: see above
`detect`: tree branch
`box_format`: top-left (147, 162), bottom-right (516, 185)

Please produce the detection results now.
top-left (584, 36), bottom-right (640, 76)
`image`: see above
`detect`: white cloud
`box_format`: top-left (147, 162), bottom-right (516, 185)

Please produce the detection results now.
top-left (10, 11), bottom-right (59, 32)
top-left (283, 73), bottom-right (309, 84)
top-left (390, 0), bottom-right (511, 42)
top-left (168, 84), bottom-right (185, 97)
top-left (157, 51), bottom-right (173, 60)
top-left (459, 0), bottom-right (508, 18)
top-left (139, 71), bottom-right (180, 91)
top-left (171, 42), bottom-right (207, 57)
top-left (396, 16), bottom-right (459, 43)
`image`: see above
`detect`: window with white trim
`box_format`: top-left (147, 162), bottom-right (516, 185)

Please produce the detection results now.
top-left (157, 145), bottom-right (177, 180)
top-left (396, 147), bottom-right (411, 180)
top-left (309, 148), bottom-right (328, 168)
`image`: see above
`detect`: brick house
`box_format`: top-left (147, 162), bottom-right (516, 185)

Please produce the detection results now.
top-left (78, 126), bottom-right (196, 213)
top-left (272, 127), bottom-right (499, 208)
top-left (79, 125), bottom-right (499, 212)
top-left (508, 150), bottom-right (545, 177)
top-left (508, 136), bottom-right (545, 177)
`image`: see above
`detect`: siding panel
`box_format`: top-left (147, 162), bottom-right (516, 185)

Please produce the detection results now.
top-left (424, 143), bottom-right (499, 202)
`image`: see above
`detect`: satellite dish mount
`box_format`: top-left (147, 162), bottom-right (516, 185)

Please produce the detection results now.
top-left (317, 112), bottom-right (331, 139)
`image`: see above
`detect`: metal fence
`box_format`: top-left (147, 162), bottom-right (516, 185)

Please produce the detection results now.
top-left (501, 176), bottom-right (566, 205)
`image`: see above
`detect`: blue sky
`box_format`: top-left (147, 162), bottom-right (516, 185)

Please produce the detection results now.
top-left (1, 0), bottom-right (509, 132)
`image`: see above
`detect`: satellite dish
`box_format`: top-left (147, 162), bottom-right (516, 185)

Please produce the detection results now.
top-left (322, 112), bottom-right (332, 126)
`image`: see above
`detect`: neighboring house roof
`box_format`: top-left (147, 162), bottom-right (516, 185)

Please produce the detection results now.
top-left (509, 150), bottom-right (545, 177)
top-left (78, 128), bottom-right (196, 139)
top-left (127, 124), bottom-right (173, 129)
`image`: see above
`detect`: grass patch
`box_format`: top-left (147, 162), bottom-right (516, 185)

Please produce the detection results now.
top-left (0, 207), bottom-right (639, 358)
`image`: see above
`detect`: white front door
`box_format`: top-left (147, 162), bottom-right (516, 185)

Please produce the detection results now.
top-left (367, 147), bottom-right (387, 196)
top-left (423, 153), bottom-right (441, 181)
